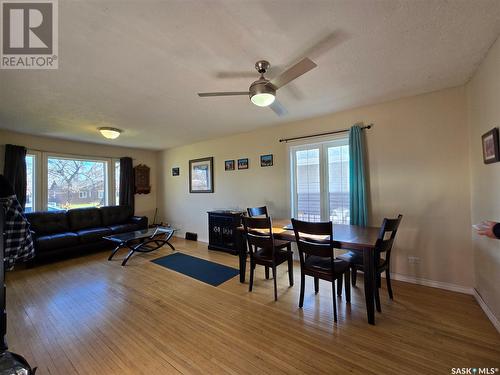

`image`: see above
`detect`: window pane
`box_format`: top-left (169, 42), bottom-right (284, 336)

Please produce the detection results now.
top-left (295, 148), bottom-right (321, 222)
top-left (115, 160), bottom-right (120, 205)
top-left (25, 155), bottom-right (35, 212)
top-left (47, 157), bottom-right (107, 210)
top-left (328, 145), bottom-right (350, 224)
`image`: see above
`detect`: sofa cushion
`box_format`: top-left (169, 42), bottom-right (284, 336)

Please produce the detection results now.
top-left (36, 232), bottom-right (79, 252)
top-left (25, 211), bottom-right (69, 235)
top-left (68, 208), bottom-right (102, 231)
top-left (107, 223), bottom-right (140, 234)
top-left (100, 205), bottom-right (132, 226)
top-left (76, 227), bottom-right (112, 243)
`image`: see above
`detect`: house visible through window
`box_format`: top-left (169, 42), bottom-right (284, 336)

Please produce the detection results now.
top-left (290, 137), bottom-right (350, 224)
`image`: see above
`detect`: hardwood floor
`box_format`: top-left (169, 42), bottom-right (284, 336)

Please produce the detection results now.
top-left (6, 238), bottom-right (500, 374)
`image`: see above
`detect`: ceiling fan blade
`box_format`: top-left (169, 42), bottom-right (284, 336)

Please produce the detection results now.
top-left (270, 57), bottom-right (317, 90)
top-left (269, 99), bottom-right (288, 117)
top-left (198, 91), bottom-right (249, 97)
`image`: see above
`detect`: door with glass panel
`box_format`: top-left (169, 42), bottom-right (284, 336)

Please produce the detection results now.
top-left (290, 138), bottom-right (350, 224)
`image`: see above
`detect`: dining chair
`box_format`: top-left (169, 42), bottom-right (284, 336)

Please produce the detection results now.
top-left (338, 214), bottom-right (403, 313)
top-left (247, 206), bottom-right (268, 218)
top-left (291, 219), bottom-right (351, 323)
top-left (247, 206), bottom-right (270, 278)
top-left (242, 216), bottom-right (293, 301)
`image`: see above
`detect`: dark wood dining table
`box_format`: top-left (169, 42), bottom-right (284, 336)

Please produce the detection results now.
top-left (236, 220), bottom-right (381, 325)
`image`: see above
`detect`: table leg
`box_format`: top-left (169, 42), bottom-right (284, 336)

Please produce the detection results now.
top-left (108, 244), bottom-right (122, 261)
top-left (363, 248), bottom-right (376, 325)
top-left (121, 249), bottom-right (135, 266)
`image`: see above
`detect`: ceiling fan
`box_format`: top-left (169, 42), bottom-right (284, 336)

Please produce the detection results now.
top-left (197, 57), bottom-right (317, 116)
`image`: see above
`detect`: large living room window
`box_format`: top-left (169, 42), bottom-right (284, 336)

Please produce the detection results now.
top-left (289, 136), bottom-right (350, 224)
top-left (47, 156), bottom-right (109, 210)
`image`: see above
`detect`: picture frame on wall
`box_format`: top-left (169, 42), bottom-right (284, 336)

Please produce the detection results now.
top-left (238, 158), bottom-right (249, 170)
top-left (189, 157), bottom-right (214, 193)
top-left (482, 128), bottom-right (500, 164)
top-left (260, 154), bottom-right (273, 167)
top-left (225, 160), bottom-right (235, 171)
top-left (172, 167), bottom-right (180, 176)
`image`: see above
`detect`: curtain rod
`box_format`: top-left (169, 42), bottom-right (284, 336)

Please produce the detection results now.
top-left (24, 148), bottom-right (136, 160)
top-left (278, 124), bottom-right (373, 143)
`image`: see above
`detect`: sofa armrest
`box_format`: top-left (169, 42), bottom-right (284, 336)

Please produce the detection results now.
top-left (129, 215), bottom-right (148, 229)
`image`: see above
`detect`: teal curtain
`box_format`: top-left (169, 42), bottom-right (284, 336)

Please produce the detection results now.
top-left (349, 125), bottom-right (368, 226)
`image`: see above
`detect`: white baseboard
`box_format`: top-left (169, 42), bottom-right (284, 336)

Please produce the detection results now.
top-left (387, 272), bottom-right (474, 295)
top-left (473, 289), bottom-right (500, 333)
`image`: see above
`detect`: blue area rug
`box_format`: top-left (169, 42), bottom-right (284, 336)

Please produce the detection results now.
top-left (151, 252), bottom-right (239, 286)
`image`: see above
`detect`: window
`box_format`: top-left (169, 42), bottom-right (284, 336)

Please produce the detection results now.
top-left (114, 160), bottom-right (120, 204)
top-left (98, 190), bottom-right (104, 199)
top-left (25, 154), bottom-right (36, 212)
top-left (290, 137), bottom-right (350, 224)
top-left (47, 156), bottom-right (108, 210)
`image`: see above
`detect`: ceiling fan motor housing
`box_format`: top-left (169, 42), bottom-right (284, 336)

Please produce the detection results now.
top-left (249, 78), bottom-right (276, 106)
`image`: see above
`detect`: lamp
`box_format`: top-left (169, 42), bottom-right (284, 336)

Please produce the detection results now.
top-left (249, 81), bottom-right (276, 107)
top-left (99, 127), bottom-right (122, 139)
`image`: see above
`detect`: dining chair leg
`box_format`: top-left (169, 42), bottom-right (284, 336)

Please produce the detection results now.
top-left (375, 282), bottom-right (382, 313)
top-left (386, 269), bottom-right (394, 300)
top-left (249, 260), bottom-right (255, 292)
top-left (376, 273), bottom-right (381, 288)
top-left (337, 275), bottom-right (343, 297)
top-left (331, 280), bottom-right (338, 323)
top-left (351, 266), bottom-right (357, 286)
top-left (314, 277), bottom-right (319, 294)
top-left (299, 272), bottom-right (305, 308)
top-left (287, 253), bottom-right (294, 287)
top-left (345, 269), bottom-right (351, 303)
top-left (265, 266), bottom-right (270, 279)
top-left (272, 265), bottom-right (278, 301)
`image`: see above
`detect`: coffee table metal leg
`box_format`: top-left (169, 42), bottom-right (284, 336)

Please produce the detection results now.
top-left (121, 247), bottom-right (135, 266)
top-left (108, 244), bottom-right (123, 261)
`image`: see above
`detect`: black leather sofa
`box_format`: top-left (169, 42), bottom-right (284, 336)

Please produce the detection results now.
top-left (25, 206), bottom-right (147, 261)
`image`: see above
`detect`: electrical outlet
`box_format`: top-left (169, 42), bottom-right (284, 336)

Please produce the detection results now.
top-left (408, 256), bottom-right (421, 264)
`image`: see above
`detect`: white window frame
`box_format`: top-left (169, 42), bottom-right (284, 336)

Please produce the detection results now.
top-left (25, 152), bottom-right (41, 212)
top-left (288, 134), bottom-right (349, 222)
top-left (34, 152), bottom-right (121, 211)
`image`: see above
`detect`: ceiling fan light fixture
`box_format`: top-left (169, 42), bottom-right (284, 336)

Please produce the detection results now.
top-left (249, 81), bottom-right (276, 107)
top-left (99, 127), bottom-right (122, 139)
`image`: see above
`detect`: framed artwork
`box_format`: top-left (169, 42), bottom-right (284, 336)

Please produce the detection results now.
top-left (238, 158), bottom-right (249, 170)
top-left (172, 167), bottom-right (180, 176)
top-left (482, 128), bottom-right (500, 164)
top-left (189, 157), bottom-right (214, 193)
top-left (134, 164), bottom-right (151, 194)
top-left (225, 160), bottom-right (235, 171)
top-left (260, 154), bottom-right (273, 167)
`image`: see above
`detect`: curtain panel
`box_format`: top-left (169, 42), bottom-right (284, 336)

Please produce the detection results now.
top-left (3, 145), bottom-right (27, 208)
top-left (349, 126), bottom-right (368, 226)
top-left (119, 157), bottom-right (135, 212)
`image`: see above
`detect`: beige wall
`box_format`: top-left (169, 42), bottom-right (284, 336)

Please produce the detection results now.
top-left (158, 86), bottom-right (473, 288)
top-left (466, 36), bottom-right (500, 320)
top-left (0, 129), bottom-right (158, 221)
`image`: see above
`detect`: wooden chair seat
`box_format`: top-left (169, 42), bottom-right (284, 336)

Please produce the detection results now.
top-left (304, 256), bottom-right (350, 277)
top-left (254, 248), bottom-right (290, 264)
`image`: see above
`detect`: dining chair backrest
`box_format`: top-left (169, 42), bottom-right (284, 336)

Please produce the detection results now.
top-left (291, 219), bottom-right (335, 266)
top-left (375, 214), bottom-right (403, 263)
top-left (247, 206), bottom-right (269, 218)
top-left (242, 216), bottom-right (274, 256)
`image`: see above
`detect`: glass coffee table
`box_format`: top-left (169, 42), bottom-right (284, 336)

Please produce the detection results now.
top-left (104, 226), bottom-right (176, 266)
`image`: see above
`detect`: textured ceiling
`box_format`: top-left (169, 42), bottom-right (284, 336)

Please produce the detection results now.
top-left (1, 0), bottom-right (500, 150)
